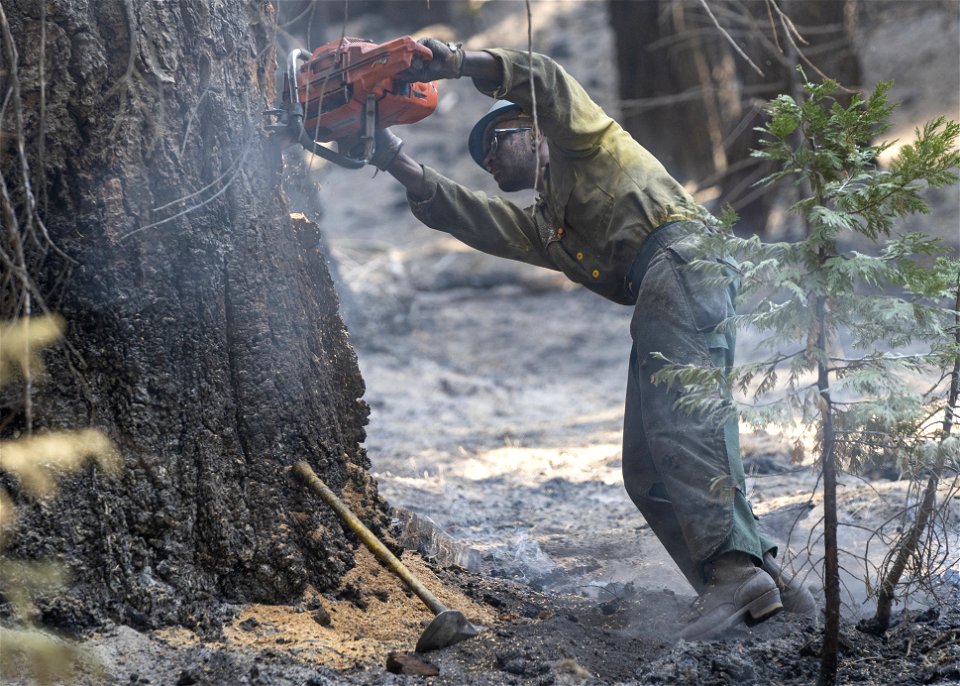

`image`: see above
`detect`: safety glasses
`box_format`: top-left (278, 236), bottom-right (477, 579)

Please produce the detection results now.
top-left (488, 126), bottom-right (532, 156)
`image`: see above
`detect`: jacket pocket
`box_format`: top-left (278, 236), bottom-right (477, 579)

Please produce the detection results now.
top-left (666, 235), bottom-right (737, 335)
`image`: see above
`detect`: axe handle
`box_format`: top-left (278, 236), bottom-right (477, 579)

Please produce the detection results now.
top-left (293, 461), bottom-right (448, 617)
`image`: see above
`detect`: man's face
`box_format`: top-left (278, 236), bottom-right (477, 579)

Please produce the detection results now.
top-left (482, 117), bottom-right (541, 192)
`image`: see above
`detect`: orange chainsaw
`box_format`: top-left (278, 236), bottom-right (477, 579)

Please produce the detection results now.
top-left (265, 36), bottom-right (439, 169)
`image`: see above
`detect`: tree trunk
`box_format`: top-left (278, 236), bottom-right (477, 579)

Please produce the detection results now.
top-left (608, 0), bottom-right (726, 184)
top-left (1, 0), bottom-right (381, 632)
top-left (815, 268), bottom-right (840, 686)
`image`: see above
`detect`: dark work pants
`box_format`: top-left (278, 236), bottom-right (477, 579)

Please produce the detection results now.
top-left (621, 224), bottom-right (775, 593)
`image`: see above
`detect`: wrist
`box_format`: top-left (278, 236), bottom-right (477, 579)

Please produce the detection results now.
top-left (388, 152), bottom-right (429, 200)
top-left (460, 50), bottom-right (502, 83)
top-left (379, 146), bottom-right (402, 172)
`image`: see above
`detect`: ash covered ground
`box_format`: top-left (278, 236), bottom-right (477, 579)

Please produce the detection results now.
top-left (45, 1), bottom-right (960, 684)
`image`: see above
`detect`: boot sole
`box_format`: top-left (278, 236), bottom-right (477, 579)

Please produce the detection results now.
top-left (679, 588), bottom-right (783, 640)
top-left (744, 588), bottom-right (783, 626)
top-left (743, 588), bottom-right (785, 626)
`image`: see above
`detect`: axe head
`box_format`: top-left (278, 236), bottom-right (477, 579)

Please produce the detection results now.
top-left (415, 609), bottom-right (481, 653)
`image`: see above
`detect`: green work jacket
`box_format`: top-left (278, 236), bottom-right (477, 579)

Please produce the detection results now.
top-left (408, 48), bottom-right (701, 305)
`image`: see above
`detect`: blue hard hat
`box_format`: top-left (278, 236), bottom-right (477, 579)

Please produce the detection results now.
top-left (468, 100), bottom-right (523, 167)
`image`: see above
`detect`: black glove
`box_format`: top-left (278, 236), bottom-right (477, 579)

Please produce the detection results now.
top-left (399, 38), bottom-right (464, 82)
top-left (368, 128), bottom-right (404, 171)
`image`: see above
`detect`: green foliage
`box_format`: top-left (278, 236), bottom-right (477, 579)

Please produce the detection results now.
top-left (660, 78), bottom-right (960, 657)
top-left (700, 78), bottom-right (960, 473)
top-left (659, 72), bottom-right (959, 538)
top-left (656, 66), bottom-right (960, 683)
top-left (0, 317), bottom-right (118, 684)
top-left (659, 76), bottom-right (959, 674)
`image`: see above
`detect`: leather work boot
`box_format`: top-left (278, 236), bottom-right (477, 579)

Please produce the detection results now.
top-left (677, 555), bottom-right (782, 641)
top-left (762, 552), bottom-right (817, 616)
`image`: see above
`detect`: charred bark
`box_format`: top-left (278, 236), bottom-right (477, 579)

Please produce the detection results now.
top-left (1, 0), bottom-right (382, 632)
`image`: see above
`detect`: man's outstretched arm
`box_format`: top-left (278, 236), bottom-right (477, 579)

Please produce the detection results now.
top-left (405, 38), bottom-right (502, 86)
top-left (409, 40), bottom-right (611, 152)
top-left (379, 49), bottom-right (502, 195)
top-left (384, 149), bottom-right (429, 200)
top-left (368, 132), bottom-right (554, 271)
top-left (460, 50), bottom-right (502, 84)
top-left (364, 128), bottom-right (427, 199)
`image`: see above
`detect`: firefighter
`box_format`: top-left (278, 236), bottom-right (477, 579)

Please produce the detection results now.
top-left (367, 40), bottom-right (815, 640)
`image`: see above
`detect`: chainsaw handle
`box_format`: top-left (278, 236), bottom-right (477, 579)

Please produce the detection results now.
top-left (297, 128), bottom-right (365, 169)
top-left (280, 49), bottom-right (365, 169)
top-left (285, 49), bottom-right (311, 106)
top-left (264, 107), bottom-right (365, 169)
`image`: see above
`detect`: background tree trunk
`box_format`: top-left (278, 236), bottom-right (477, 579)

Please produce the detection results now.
top-left (1, 0), bottom-right (381, 632)
top-left (608, 0), bottom-right (861, 235)
top-left (608, 0), bottom-right (730, 185)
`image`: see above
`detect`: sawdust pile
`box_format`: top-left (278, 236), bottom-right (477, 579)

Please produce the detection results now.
top-left (156, 546), bottom-right (498, 671)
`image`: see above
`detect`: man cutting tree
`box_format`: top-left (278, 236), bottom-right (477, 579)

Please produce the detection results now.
top-left (364, 39), bottom-right (816, 640)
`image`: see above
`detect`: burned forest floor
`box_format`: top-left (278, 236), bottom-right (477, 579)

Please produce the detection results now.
top-left (48, 1), bottom-right (960, 685)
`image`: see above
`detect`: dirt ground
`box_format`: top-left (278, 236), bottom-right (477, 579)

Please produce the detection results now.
top-left (35, 1), bottom-right (960, 684)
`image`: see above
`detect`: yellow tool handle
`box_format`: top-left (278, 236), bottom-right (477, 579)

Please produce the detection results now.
top-left (293, 461), bottom-right (448, 617)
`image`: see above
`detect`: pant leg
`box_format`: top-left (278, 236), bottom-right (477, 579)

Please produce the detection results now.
top-left (623, 345), bottom-right (707, 593)
top-left (621, 239), bottom-right (774, 588)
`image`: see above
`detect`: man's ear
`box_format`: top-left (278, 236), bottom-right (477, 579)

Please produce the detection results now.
top-left (533, 132), bottom-right (549, 160)
top-left (528, 127), bottom-right (543, 151)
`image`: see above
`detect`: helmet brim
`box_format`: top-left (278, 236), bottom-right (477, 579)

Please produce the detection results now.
top-left (468, 100), bottom-right (524, 167)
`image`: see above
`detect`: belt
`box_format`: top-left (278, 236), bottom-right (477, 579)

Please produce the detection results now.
top-left (625, 220), bottom-right (692, 302)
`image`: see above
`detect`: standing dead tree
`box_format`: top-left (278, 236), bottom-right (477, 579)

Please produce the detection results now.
top-left (0, 0), bottom-right (382, 631)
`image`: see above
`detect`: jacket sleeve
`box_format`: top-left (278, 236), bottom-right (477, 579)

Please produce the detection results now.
top-left (475, 48), bottom-right (614, 155)
top-left (407, 166), bottom-right (558, 271)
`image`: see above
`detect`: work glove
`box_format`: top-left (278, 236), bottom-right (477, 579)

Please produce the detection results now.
top-left (367, 128), bottom-right (404, 171)
top-left (400, 37), bottom-right (464, 82)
